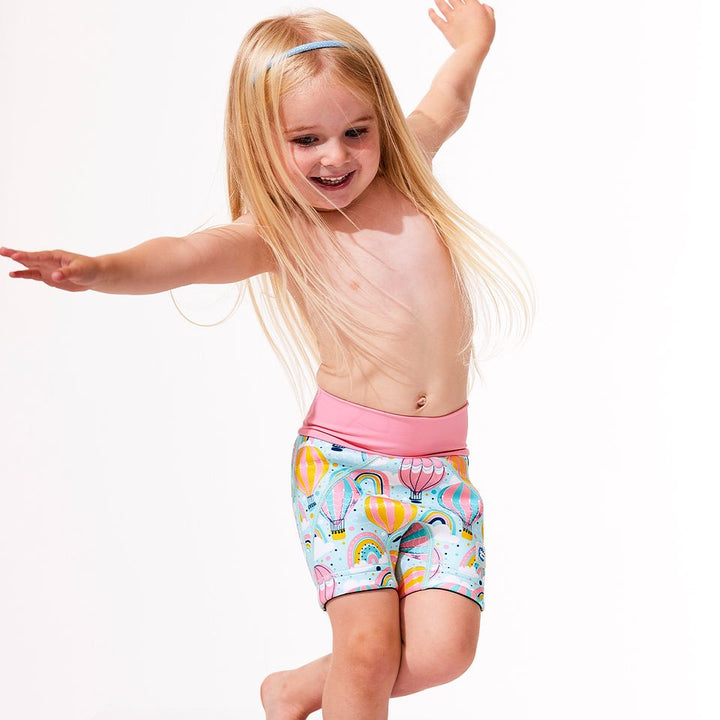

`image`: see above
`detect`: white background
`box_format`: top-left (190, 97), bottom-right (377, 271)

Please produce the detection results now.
top-left (1, 1), bottom-right (718, 718)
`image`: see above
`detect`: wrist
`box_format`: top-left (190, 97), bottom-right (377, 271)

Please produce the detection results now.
top-left (92, 253), bottom-right (119, 293)
top-left (454, 43), bottom-right (489, 67)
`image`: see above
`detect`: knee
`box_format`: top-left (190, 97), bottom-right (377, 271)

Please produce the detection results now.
top-left (407, 635), bottom-right (477, 687)
top-left (336, 628), bottom-right (402, 679)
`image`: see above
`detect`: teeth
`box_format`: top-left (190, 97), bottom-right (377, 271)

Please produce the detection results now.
top-left (314, 172), bottom-right (351, 186)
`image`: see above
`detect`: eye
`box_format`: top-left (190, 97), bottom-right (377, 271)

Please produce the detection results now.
top-left (291, 135), bottom-right (317, 146)
top-left (346, 127), bottom-right (368, 139)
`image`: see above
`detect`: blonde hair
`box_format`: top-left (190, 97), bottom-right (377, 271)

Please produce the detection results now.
top-left (221, 7), bottom-right (535, 413)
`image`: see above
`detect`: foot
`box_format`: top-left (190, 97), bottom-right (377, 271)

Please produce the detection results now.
top-left (260, 670), bottom-right (309, 720)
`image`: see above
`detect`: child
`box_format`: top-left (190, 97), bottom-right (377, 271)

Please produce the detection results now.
top-left (1, 2), bottom-right (534, 718)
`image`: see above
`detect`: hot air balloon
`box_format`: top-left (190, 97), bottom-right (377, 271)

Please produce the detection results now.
top-left (399, 457), bottom-right (446, 503)
top-left (447, 455), bottom-right (470, 483)
top-left (313, 564), bottom-right (336, 607)
top-left (437, 482), bottom-right (483, 540)
top-left (294, 443), bottom-right (331, 511)
top-left (320, 475), bottom-right (361, 540)
top-left (395, 522), bottom-right (433, 596)
top-left (397, 564), bottom-right (426, 596)
top-left (398, 522), bottom-right (433, 558)
top-left (364, 496), bottom-right (419, 538)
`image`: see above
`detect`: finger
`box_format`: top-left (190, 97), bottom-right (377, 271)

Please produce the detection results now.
top-left (9, 269), bottom-right (42, 280)
top-left (434, 0), bottom-right (454, 18)
top-left (3, 250), bottom-right (55, 269)
top-left (428, 7), bottom-right (448, 28)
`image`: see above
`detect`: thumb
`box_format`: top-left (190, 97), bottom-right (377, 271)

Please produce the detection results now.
top-left (51, 257), bottom-right (96, 285)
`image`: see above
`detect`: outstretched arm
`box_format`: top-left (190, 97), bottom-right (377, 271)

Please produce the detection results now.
top-left (408, 1), bottom-right (496, 163)
top-left (1, 214), bottom-right (276, 295)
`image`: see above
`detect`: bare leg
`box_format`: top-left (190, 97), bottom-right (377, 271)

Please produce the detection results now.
top-left (320, 589), bottom-right (401, 720)
top-left (261, 589), bottom-right (481, 719)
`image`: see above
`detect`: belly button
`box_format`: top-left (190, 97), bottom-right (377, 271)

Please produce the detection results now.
top-left (416, 394), bottom-right (427, 408)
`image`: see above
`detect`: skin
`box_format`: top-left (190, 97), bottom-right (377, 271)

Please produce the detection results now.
top-left (0, 1), bottom-right (496, 289)
top-left (0, 5), bottom-right (498, 720)
top-left (278, 74), bottom-right (382, 214)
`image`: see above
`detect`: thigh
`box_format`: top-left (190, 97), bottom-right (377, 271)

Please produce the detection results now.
top-left (327, 587), bottom-right (401, 648)
top-left (399, 589), bottom-right (481, 678)
top-left (326, 588), bottom-right (402, 674)
top-left (400, 589), bottom-right (481, 652)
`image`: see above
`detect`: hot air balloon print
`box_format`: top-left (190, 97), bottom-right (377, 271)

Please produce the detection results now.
top-left (320, 476), bottom-right (361, 540)
top-left (314, 564), bottom-right (336, 607)
top-left (294, 443), bottom-right (331, 511)
top-left (437, 482), bottom-right (483, 540)
top-left (399, 457), bottom-right (446, 503)
top-left (399, 522), bottom-right (433, 558)
top-left (397, 564), bottom-right (426, 596)
top-left (395, 522), bottom-right (434, 596)
top-left (364, 496), bottom-right (418, 538)
top-left (447, 455), bottom-right (470, 483)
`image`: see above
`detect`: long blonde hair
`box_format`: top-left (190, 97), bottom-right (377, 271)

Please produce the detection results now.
top-left (222, 8), bottom-right (535, 413)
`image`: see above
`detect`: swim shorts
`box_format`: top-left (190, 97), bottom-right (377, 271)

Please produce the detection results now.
top-left (290, 387), bottom-right (485, 612)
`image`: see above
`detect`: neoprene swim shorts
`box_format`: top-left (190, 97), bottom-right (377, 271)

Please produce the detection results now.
top-left (290, 386), bottom-right (485, 612)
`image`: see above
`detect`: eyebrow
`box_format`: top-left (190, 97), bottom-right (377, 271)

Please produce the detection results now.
top-left (284, 114), bottom-right (375, 135)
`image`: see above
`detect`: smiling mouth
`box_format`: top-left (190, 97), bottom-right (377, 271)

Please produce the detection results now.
top-left (311, 171), bottom-right (354, 188)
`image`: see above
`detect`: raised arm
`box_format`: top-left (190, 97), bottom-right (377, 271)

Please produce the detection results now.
top-left (1, 213), bottom-right (276, 295)
top-left (408, 1), bottom-right (496, 163)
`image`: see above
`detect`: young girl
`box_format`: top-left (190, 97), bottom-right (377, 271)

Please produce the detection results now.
top-left (1, 2), bottom-right (534, 718)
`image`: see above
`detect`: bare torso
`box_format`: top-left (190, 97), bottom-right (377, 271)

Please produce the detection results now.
top-left (288, 176), bottom-right (470, 417)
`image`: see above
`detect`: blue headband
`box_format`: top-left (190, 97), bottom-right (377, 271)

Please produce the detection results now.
top-left (252, 40), bottom-right (350, 84)
top-left (267, 40), bottom-right (349, 70)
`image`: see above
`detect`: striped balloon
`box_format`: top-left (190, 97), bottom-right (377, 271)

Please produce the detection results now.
top-left (313, 564), bottom-right (336, 607)
top-left (399, 457), bottom-right (446, 503)
top-left (364, 496), bottom-right (419, 535)
top-left (397, 564), bottom-right (426, 596)
top-left (399, 521), bottom-right (433, 556)
top-left (447, 455), bottom-right (469, 482)
top-left (320, 476), bottom-right (361, 540)
top-left (294, 443), bottom-right (330, 510)
top-left (437, 482), bottom-right (483, 540)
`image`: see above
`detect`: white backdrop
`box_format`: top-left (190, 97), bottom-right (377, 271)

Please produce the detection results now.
top-left (1, 1), bottom-right (717, 718)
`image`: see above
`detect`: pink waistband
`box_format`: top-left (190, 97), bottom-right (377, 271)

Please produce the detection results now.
top-left (297, 386), bottom-right (469, 458)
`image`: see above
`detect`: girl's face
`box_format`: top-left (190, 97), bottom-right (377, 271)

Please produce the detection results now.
top-left (279, 74), bottom-right (381, 212)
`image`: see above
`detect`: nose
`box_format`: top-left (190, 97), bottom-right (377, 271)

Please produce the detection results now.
top-left (320, 137), bottom-right (350, 169)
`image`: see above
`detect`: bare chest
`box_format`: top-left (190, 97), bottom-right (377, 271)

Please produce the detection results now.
top-left (290, 198), bottom-right (469, 415)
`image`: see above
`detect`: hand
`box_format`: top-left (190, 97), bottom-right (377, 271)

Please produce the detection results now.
top-left (429, 1), bottom-right (496, 57)
top-left (0, 246), bottom-right (102, 292)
